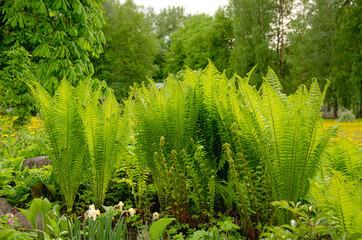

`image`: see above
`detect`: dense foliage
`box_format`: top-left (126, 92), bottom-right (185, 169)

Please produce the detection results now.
top-left (0, 0), bottom-right (105, 124)
top-left (1, 0), bottom-right (105, 92)
top-left (1, 64), bottom-right (361, 239)
top-left (1, 0), bottom-right (360, 118)
top-left (93, 0), bottom-right (158, 99)
top-left (0, 43), bottom-right (35, 124)
top-left (0, 0), bottom-right (360, 238)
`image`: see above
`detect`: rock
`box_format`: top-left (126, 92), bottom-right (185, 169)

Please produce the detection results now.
top-left (0, 198), bottom-right (43, 231)
top-left (23, 156), bottom-right (51, 169)
top-left (14, 212), bottom-right (43, 231)
top-left (0, 198), bottom-right (16, 218)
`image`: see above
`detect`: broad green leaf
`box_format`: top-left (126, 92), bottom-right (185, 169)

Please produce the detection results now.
top-left (150, 218), bottom-right (175, 240)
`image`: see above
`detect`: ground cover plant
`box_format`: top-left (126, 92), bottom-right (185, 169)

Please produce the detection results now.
top-left (0, 63), bottom-right (361, 239)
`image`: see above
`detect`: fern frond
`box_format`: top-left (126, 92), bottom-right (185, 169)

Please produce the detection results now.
top-left (328, 172), bottom-right (362, 234)
top-left (323, 138), bottom-right (362, 182)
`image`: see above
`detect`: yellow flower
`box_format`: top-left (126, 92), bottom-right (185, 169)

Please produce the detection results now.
top-left (127, 208), bottom-right (136, 217)
top-left (30, 132), bottom-right (35, 135)
top-left (2, 134), bottom-right (9, 138)
top-left (115, 201), bottom-right (125, 212)
top-left (11, 133), bottom-right (16, 137)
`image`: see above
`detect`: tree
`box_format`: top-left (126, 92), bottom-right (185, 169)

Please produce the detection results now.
top-left (331, 0), bottom-right (361, 117)
top-left (154, 6), bottom-right (188, 80)
top-left (302, 0), bottom-right (337, 114)
top-left (93, 0), bottom-right (158, 99)
top-left (231, 0), bottom-right (277, 86)
top-left (164, 14), bottom-right (212, 74)
top-left (1, 0), bottom-right (105, 94)
top-left (0, 42), bottom-right (35, 124)
top-left (284, 0), bottom-right (314, 94)
top-left (274, 0), bottom-right (294, 81)
top-left (164, 10), bottom-right (233, 76)
top-left (207, 7), bottom-right (234, 76)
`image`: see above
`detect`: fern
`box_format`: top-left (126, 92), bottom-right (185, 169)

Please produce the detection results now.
top-left (31, 79), bottom-right (126, 209)
top-left (210, 64), bottom-right (336, 230)
top-left (76, 81), bottom-right (125, 208)
top-left (322, 138), bottom-right (361, 182)
top-left (129, 66), bottom-right (220, 222)
top-left (128, 62), bottom-right (337, 235)
top-left (30, 79), bottom-right (86, 210)
top-left (311, 137), bottom-right (362, 236)
top-left (311, 171), bottom-right (362, 236)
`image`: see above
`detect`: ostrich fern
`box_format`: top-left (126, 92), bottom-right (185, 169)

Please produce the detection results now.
top-left (29, 79), bottom-right (86, 210)
top-left (128, 62), bottom-right (337, 234)
top-left (311, 138), bottom-right (362, 237)
top-left (131, 71), bottom-right (217, 221)
top-left (31, 79), bottom-right (127, 209)
top-left (321, 138), bottom-right (361, 182)
top-left (209, 64), bottom-right (337, 234)
top-left (311, 171), bottom-right (362, 236)
top-left (76, 81), bottom-right (126, 208)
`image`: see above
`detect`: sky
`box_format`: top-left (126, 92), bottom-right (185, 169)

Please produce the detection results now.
top-left (120, 0), bottom-right (230, 15)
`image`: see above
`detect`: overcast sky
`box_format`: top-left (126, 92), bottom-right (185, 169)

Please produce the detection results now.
top-left (120, 0), bottom-right (230, 15)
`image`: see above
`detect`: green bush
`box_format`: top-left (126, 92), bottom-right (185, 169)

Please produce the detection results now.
top-left (0, 42), bottom-right (35, 125)
top-left (337, 108), bottom-right (355, 122)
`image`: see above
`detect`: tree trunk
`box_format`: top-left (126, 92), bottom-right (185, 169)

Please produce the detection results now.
top-left (279, 0), bottom-right (284, 81)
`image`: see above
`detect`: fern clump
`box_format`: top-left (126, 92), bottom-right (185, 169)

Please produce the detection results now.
top-left (130, 70), bottom-right (217, 223)
top-left (30, 79), bottom-right (127, 210)
top-left (125, 61), bottom-right (337, 237)
top-left (311, 171), bottom-right (362, 237)
top-left (29, 80), bottom-right (86, 210)
top-left (205, 64), bottom-right (337, 234)
top-left (76, 81), bottom-right (128, 208)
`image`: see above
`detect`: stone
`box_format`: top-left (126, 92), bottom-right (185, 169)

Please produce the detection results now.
top-left (23, 156), bottom-right (51, 169)
top-left (0, 198), bottom-right (43, 231)
top-left (14, 212), bottom-right (43, 231)
top-left (0, 198), bottom-right (16, 218)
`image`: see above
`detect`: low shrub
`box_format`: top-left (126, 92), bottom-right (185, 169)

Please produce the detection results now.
top-left (337, 108), bottom-right (355, 122)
